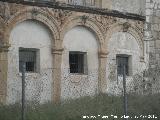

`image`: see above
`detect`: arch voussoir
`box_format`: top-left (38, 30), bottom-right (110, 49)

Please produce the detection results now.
top-left (5, 8), bottom-right (60, 46)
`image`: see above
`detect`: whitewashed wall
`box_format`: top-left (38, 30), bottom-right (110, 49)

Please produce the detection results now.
top-left (106, 32), bottom-right (146, 95)
top-left (61, 26), bottom-right (99, 100)
top-left (7, 20), bottom-right (53, 104)
top-left (111, 0), bottom-right (145, 15)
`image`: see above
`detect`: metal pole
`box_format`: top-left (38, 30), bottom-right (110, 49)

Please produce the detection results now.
top-left (22, 62), bottom-right (26, 120)
top-left (123, 65), bottom-right (128, 120)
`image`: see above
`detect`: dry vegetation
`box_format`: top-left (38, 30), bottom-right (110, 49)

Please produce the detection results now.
top-left (0, 94), bottom-right (160, 120)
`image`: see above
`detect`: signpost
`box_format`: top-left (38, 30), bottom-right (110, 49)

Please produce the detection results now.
top-left (123, 66), bottom-right (128, 120)
top-left (22, 63), bottom-right (26, 120)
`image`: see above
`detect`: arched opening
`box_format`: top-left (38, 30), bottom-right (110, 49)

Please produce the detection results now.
top-left (7, 20), bottom-right (53, 104)
top-left (61, 26), bottom-right (99, 99)
top-left (106, 32), bottom-right (145, 95)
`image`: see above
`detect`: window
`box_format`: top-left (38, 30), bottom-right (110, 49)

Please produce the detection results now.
top-left (24, 0), bottom-right (55, 2)
top-left (69, 51), bottom-right (87, 74)
top-left (19, 48), bottom-right (39, 73)
top-left (68, 0), bottom-right (95, 7)
top-left (85, 0), bottom-right (95, 6)
top-left (116, 55), bottom-right (130, 76)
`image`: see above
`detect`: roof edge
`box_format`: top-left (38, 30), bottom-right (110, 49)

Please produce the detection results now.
top-left (0, 0), bottom-right (145, 21)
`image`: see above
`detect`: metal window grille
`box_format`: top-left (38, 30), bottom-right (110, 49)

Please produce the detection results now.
top-left (23, 0), bottom-right (54, 1)
top-left (69, 51), bottom-right (87, 74)
top-left (19, 48), bottom-right (37, 73)
top-left (23, 0), bottom-right (56, 3)
top-left (68, 0), bottom-right (95, 6)
top-left (116, 56), bottom-right (129, 76)
top-left (85, 0), bottom-right (95, 6)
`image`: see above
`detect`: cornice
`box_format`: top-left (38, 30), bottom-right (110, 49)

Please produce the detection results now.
top-left (0, 0), bottom-right (145, 21)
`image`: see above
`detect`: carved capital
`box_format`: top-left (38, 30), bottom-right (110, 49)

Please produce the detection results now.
top-left (122, 22), bottom-right (131, 32)
top-left (94, 15), bottom-right (117, 33)
top-left (52, 9), bottom-right (73, 26)
top-left (31, 8), bottom-right (39, 18)
top-left (80, 15), bottom-right (89, 25)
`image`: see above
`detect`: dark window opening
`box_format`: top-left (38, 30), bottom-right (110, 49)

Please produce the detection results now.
top-left (69, 52), bottom-right (87, 74)
top-left (116, 55), bottom-right (129, 76)
top-left (19, 48), bottom-right (38, 73)
top-left (67, 0), bottom-right (95, 7)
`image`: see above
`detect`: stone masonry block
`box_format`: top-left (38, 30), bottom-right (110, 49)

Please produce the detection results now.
top-left (149, 41), bottom-right (155, 47)
top-left (146, 3), bottom-right (154, 9)
top-left (155, 40), bottom-right (160, 48)
top-left (158, 3), bottom-right (160, 9)
top-left (146, 16), bottom-right (152, 23)
top-left (145, 23), bottom-right (151, 30)
top-left (146, 9), bottom-right (153, 15)
top-left (156, 10), bottom-right (160, 16)
top-left (152, 24), bottom-right (159, 31)
top-left (144, 31), bottom-right (152, 37)
top-left (146, 0), bottom-right (151, 3)
top-left (153, 31), bottom-right (159, 39)
top-left (154, 16), bottom-right (160, 23)
top-left (154, 3), bottom-right (158, 9)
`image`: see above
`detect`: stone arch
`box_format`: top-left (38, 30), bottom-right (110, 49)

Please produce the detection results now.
top-left (4, 8), bottom-right (63, 103)
top-left (105, 23), bottom-right (144, 59)
top-left (61, 26), bottom-right (100, 99)
top-left (61, 15), bottom-right (108, 94)
top-left (8, 20), bottom-right (55, 103)
top-left (61, 16), bottom-right (105, 53)
top-left (5, 7), bottom-right (60, 47)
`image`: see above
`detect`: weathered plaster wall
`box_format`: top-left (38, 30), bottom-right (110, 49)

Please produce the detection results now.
top-left (106, 32), bottom-right (146, 95)
top-left (0, 1), bottom-right (145, 103)
top-left (56, 0), bottom-right (145, 15)
top-left (56, 0), bottom-right (102, 7)
top-left (7, 20), bottom-right (53, 104)
top-left (110, 0), bottom-right (145, 15)
top-left (61, 26), bottom-right (99, 99)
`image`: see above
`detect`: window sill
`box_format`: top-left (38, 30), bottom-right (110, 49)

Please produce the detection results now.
top-left (117, 75), bottom-right (133, 80)
top-left (17, 72), bottom-right (40, 77)
top-left (70, 73), bottom-right (88, 76)
top-left (69, 73), bottom-right (88, 83)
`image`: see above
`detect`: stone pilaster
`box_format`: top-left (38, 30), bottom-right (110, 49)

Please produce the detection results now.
top-left (0, 45), bottom-right (9, 104)
top-left (145, 0), bottom-right (160, 68)
top-left (98, 51), bottom-right (108, 93)
top-left (52, 47), bottom-right (63, 104)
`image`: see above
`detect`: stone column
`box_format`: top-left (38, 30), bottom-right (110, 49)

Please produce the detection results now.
top-left (98, 51), bottom-right (108, 93)
top-left (52, 47), bottom-right (63, 104)
top-left (0, 45), bottom-right (9, 104)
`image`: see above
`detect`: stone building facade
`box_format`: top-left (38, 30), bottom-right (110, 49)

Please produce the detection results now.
top-left (0, 0), bottom-right (148, 104)
top-left (144, 0), bottom-right (160, 94)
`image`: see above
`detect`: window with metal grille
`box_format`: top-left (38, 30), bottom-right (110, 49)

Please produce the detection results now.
top-left (116, 55), bottom-right (129, 76)
top-left (69, 51), bottom-right (87, 74)
top-left (19, 48), bottom-right (39, 73)
top-left (23, 0), bottom-right (55, 2)
top-left (68, 0), bottom-right (95, 7)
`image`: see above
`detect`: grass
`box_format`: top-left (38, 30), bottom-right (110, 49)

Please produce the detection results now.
top-left (0, 94), bottom-right (160, 120)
